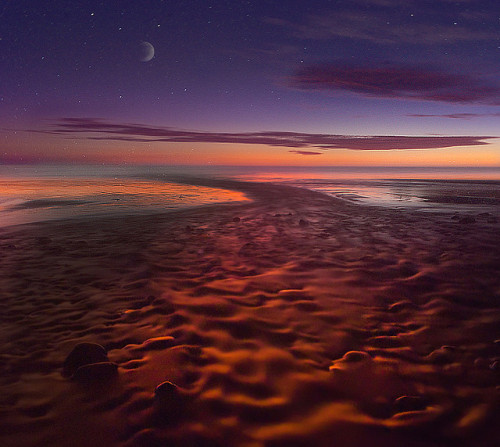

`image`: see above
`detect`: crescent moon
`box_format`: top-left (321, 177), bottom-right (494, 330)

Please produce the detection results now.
top-left (139, 41), bottom-right (154, 62)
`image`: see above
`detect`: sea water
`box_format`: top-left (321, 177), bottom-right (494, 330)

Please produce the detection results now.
top-left (0, 165), bottom-right (248, 228)
top-left (0, 164), bottom-right (499, 228)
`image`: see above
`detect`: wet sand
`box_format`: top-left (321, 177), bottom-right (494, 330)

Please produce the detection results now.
top-left (0, 178), bottom-right (499, 447)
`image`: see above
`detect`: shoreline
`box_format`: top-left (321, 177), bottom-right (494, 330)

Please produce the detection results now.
top-left (1, 179), bottom-right (499, 447)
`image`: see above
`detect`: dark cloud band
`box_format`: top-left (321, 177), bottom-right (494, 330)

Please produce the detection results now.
top-left (291, 64), bottom-right (500, 104)
top-left (49, 118), bottom-right (495, 153)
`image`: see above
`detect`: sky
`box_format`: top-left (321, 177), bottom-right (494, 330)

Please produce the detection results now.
top-left (1, 0), bottom-right (500, 166)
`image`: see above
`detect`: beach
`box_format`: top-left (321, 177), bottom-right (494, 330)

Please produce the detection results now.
top-left (0, 177), bottom-right (499, 447)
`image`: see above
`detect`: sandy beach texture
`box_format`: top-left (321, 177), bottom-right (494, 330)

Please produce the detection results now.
top-left (0, 178), bottom-right (499, 447)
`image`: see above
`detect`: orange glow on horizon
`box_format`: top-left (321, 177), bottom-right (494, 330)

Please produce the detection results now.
top-left (87, 142), bottom-right (500, 167)
top-left (5, 132), bottom-right (500, 167)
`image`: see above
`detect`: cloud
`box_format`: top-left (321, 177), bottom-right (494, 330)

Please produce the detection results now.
top-left (49, 118), bottom-right (495, 152)
top-left (291, 64), bottom-right (500, 104)
top-left (408, 112), bottom-right (500, 119)
top-left (289, 150), bottom-right (323, 156)
top-left (266, 2), bottom-right (497, 45)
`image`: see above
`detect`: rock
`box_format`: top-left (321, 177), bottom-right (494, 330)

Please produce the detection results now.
top-left (73, 240), bottom-right (89, 249)
top-left (388, 300), bottom-right (417, 312)
top-left (36, 236), bottom-right (52, 245)
top-left (155, 381), bottom-right (179, 400)
top-left (238, 242), bottom-right (258, 256)
top-left (366, 335), bottom-right (403, 348)
top-left (394, 395), bottom-right (427, 413)
top-left (342, 351), bottom-right (371, 363)
top-left (426, 346), bottom-right (455, 364)
top-left (154, 381), bottom-right (181, 414)
top-left (142, 336), bottom-right (175, 351)
top-left (443, 362), bottom-right (465, 377)
top-left (232, 217), bottom-right (241, 222)
top-left (329, 351), bottom-right (372, 372)
top-left (63, 342), bottom-right (109, 378)
top-left (299, 219), bottom-right (309, 227)
top-left (459, 216), bottom-right (476, 224)
top-left (490, 361), bottom-right (499, 371)
top-left (72, 362), bottom-right (118, 382)
top-left (474, 357), bottom-right (489, 369)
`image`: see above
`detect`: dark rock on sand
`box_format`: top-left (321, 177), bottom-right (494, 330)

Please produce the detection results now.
top-left (366, 335), bottom-right (403, 348)
top-left (426, 346), bottom-right (455, 364)
top-left (141, 336), bottom-right (175, 351)
top-left (299, 219), bottom-right (309, 227)
top-left (63, 342), bottom-right (110, 378)
top-left (342, 351), bottom-right (371, 363)
top-left (474, 357), bottom-right (490, 369)
top-left (238, 242), bottom-right (258, 257)
top-left (477, 212), bottom-right (498, 223)
top-left (154, 381), bottom-right (182, 415)
top-left (72, 361), bottom-right (118, 382)
top-left (388, 300), bottom-right (417, 312)
top-left (329, 350), bottom-right (372, 372)
top-left (232, 217), bottom-right (241, 222)
top-left (155, 381), bottom-right (179, 403)
top-left (459, 216), bottom-right (476, 224)
top-left (394, 395), bottom-right (427, 413)
top-left (36, 236), bottom-right (52, 245)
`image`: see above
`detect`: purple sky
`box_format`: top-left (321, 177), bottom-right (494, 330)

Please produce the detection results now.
top-left (1, 0), bottom-right (499, 165)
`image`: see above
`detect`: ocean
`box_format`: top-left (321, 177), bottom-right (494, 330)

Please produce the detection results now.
top-left (1, 164), bottom-right (499, 228)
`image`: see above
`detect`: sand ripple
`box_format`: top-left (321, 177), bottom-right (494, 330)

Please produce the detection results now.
top-left (0, 179), bottom-right (499, 446)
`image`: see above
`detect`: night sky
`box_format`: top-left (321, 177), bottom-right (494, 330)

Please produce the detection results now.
top-left (2, 0), bottom-right (500, 166)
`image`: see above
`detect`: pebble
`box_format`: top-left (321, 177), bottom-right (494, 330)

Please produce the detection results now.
top-left (329, 351), bottom-right (372, 372)
top-left (394, 395), bottom-right (427, 413)
top-left (443, 362), bottom-right (464, 377)
top-left (142, 336), bottom-right (175, 350)
top-left (344, 351), bottom-right (371, 362)
top-left (427, 346), bottom-right (455, 364)
top-left (388, 300), bottom-right (417, 312)
top-left (36, 237), bottom-right (52, 245)
top-left (459, 216), bottom-right (476, 224)
top-left (154, 381), bottom-right (181, 411)
top-left (73, 362), bottom-right (118, 382)
top-left (337, 351), bottom-right (371, 367)
top-left (474, 357), bottom-right (489, 369)
top-left (63, 342), bottom-right (110, 378)
top-left (366, 335), bottom-right (403, 348)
